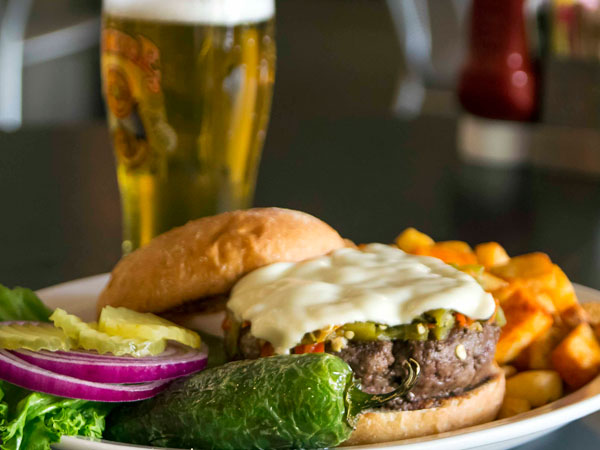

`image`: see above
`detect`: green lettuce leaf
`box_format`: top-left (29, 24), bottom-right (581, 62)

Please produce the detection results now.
top-left (0, 381), bottom-right (112, 450)
top-left (0, 284), bottom-right (112, 449)
top-left (0, 285), bottom-right (52, 322)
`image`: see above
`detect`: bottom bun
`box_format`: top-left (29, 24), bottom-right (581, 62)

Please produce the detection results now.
top-left (344, 367), bottom-right (505, 446)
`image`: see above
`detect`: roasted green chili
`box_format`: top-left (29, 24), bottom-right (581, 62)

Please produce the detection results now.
top-left (107, 353), bottom-right (419, 449)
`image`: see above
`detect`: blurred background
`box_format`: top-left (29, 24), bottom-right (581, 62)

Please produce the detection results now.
top-left (2, 0), bottom-right (600, 290)
top-left (2, 2), bottom-right (600, 447)
top-left (3, 0), bottom-right (600, 168)
top-left (0, 0), bottom-right (405, 126)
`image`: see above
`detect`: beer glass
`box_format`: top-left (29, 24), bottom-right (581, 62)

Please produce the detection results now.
top-left (101, 0), bottom-right (276, 253)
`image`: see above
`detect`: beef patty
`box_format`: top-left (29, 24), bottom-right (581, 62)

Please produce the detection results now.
top-left (236, 323), bottom-right (500, 411)
top-left (331, 323), bottom-right (500, 410)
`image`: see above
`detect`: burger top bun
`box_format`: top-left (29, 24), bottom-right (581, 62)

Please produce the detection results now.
top-left (97, 207), bottom-right (346, 314)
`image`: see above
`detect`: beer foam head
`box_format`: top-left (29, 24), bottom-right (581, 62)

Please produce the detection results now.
top-left (103, 0), bottom-right (275, 25)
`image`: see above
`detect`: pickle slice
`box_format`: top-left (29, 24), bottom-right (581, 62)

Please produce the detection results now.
top-left (78, 327), bottom-right (166, 357)
top-left (98, 306), bottom-right (201, 349)
top-left (0, 322), bottom-right (73, 351)
top-left (50, 308), bottom-right (165, 357)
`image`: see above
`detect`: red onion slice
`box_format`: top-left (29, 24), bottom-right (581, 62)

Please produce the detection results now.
top-left (12, 343), bottom-right (208, 383)
top-left (0, 349), bottom-right (171, 402)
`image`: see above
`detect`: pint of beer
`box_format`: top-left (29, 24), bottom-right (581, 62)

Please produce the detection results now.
top-left (101, 0), bottom-right (276, 253)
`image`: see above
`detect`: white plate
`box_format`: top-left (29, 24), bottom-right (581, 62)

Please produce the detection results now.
top-left (37, 274), bottom-right (600, 450)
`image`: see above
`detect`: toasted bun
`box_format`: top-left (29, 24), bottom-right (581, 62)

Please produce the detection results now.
top-left (344, 368), bottom-right (505, 446)
top-left (97, 208), bottom-right (346, 314)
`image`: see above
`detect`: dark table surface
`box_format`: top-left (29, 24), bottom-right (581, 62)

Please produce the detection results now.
top-left (1, 113), bottom-right (599, 449)
top-left (3, 115), bottom-right (600, 291)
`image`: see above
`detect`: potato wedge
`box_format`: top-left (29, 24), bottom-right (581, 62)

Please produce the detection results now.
top-left (552, 323), bottom-right (600, 389)
top-left (505, 370), bottom-right (563, 407)
top-left (497, 397), bottom-right (532, 419)
top-left (394, 228), bottom-right (434, 253)
top-left (495, 290), bottom-right (553, 364)
top-left (475, 242), bottom-right (510, 268)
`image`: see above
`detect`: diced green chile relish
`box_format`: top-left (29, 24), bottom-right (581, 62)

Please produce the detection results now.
top-left (340, 309), bottom-right (457, 342)
top-left (225, 308), bottom-right (504, 357)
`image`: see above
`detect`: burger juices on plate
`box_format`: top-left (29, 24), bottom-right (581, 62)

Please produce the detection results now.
top-left (98, 208), bottom-right (505, 445)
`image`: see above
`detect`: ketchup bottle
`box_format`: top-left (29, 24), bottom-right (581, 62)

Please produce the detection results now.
top-left (458, 0), bottom-right (537, 121)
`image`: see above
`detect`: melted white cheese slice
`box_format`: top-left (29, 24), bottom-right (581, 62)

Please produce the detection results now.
top-left (227, 243), bottom-right (496, 354)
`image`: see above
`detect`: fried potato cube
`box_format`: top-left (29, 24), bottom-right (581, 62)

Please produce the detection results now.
top-left (528, 325), bottom-right (569, 370)
top-left (505, 370), bottom-right (563, 407)
top-left (560, 304), bottom-right (590, 329)
top-left (582, 302), bottom-right (600, 326)
top-left (436, 240), bottom-right (473, 253)
top-left (497, 397), bottom-right (532, 419)
top-left (491, 253), bottom-right (554, 282)
top-left (395, 228), bottom-right (434, 253)
top-left (493, 284), bottom-right (519, 305)
top-left (475, 242), bottom-right (510, 268)
top-left (495, 290), bottom-right (553, 364)
top-left (532, 292), bottom-right (557, 315)
top-left (551, 323), bottom-right (600, 389)
top-left (501, 365), bottom-right (518, 378)
top-left (491, 255), bottom-right (577, 314)
top-left (413, 241), bottom-right (478, 265)
top-left (478, 272), bottom-right (509, 293)
top-left (512, 346), bottom-right (531, 371)
top-left (551, 266), bottom-right (579, 314)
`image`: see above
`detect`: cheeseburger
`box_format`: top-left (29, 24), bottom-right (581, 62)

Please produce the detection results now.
top-left (98, 207), bottom-right (505, 446)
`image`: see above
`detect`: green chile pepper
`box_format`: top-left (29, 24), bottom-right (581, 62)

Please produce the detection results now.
top-left (106, 353), bottom-right (419, 449)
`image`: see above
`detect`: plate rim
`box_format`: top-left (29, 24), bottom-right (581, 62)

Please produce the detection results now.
top-left (36, 276), bottom-right (600, 450)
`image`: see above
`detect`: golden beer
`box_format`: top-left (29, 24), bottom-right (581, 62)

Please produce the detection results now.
top-left (101, 0), bottom-right (276, 253)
